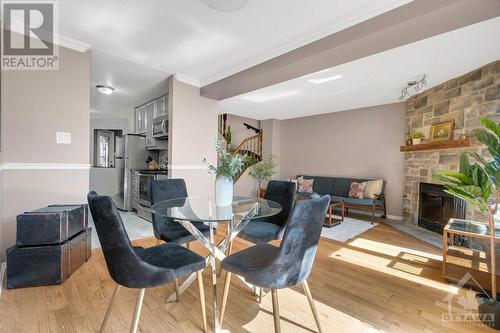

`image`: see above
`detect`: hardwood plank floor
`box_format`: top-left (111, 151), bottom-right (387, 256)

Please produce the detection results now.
top-left (0, 222), bottom-right (496, 332)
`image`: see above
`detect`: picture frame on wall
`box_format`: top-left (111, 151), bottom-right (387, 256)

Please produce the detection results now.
top-left (429, 120), bottom-right (454, 142)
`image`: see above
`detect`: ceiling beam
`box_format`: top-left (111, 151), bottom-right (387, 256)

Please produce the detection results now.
top-left (201, 0), bottom-right (500, 100)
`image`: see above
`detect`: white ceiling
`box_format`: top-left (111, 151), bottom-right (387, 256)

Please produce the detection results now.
top-left (58, 0), bottom-right (412, 115)
top-left (220, 17), bottom-right (500, 120)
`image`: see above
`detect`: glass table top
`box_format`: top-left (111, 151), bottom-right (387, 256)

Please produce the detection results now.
top-left (447, 218), bottom-right (500, 238)
top-left (151, 196), bottom-right (282, 223)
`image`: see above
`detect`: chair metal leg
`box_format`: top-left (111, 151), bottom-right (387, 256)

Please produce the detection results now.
top-left (220, 271), bottom-right (232, 325)
top-left (302, 280), bottom-right (322, 333)
top-left (174, 278), bottom-right (181, 303)
top-left (259, 287), bottom-right (264, 304)
top-left (271, 289), bottom-right (281, 333)
top-left (99, 284), bottom-right (121, 333)
top-left (197, 271), bottom-right (208, 333)
top-left (130, 288), bottom-right (145, 333)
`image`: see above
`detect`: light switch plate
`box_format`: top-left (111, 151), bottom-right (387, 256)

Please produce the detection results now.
top-left (56, 132), bottom-right (71, 144)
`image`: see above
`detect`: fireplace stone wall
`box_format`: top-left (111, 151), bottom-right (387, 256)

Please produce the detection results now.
top-left (403, 60), bottom-right (500, 225)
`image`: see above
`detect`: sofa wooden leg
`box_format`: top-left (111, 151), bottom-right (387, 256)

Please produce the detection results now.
top-left (382, 199), bottom-right (387, 219)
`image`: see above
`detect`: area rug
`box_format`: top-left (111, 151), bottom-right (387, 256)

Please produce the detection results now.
top-left (321, 217), bottom-right (378, 242)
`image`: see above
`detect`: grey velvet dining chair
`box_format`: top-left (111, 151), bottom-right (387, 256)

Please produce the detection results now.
top-left (151, 178), bottom-right (214, 301)
top-left (87, 191), bottom-right (208, 333)
top-left (151, 178), bottom-right (212, 247)
top-left (220, 195), bottom-right (330, 333)
top-left (238, 180), bottom-right (296, 244)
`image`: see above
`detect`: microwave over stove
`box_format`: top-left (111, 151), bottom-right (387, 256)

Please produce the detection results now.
top-left (153, 115), bottom-right (168, 138)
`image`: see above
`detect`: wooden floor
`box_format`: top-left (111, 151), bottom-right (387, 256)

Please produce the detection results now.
top-left (0, 221), bottom-right (496, 333)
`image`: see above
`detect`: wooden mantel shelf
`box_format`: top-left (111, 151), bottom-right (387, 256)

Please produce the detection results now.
top-left (400, 138), bottom-right (474, 152)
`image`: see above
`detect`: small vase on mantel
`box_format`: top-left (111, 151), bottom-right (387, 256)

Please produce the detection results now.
top-left (215, 175), bottom-right (234, 206)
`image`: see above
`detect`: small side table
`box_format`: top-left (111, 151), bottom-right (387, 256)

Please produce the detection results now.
top-left (325, 201), bottom-right (344, 227)
top-left (442, 218), bottom-right (500, 288)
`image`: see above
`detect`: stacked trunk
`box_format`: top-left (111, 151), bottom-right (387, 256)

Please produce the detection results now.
top-left (6, 205), bottom-right (92, 289)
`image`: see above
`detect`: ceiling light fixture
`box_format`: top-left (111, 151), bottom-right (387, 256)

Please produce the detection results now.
top-left (399, 75), bottom-right (427, 100)
top-left (201, 0), bottom-right (248, 12)
top-left (241, 90), bottom-right (299, 103)
top-left (309, 74), bottom-right (343, 84)
top-left (96, 85), bottom-right (115, 95)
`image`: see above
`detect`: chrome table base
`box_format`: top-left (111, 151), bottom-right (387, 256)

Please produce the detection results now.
top-left (166, 205), bottom-right (258, 333)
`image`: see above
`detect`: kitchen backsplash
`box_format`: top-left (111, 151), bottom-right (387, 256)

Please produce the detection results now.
top-left (159, 150), bottom-right (168, 168)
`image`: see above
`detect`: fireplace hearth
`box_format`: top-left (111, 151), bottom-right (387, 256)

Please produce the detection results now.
top-left (418, 182), bottom-right (466, 234)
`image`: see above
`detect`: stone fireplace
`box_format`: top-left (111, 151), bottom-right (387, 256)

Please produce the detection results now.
top-left (403, 60), bottom-right (499, 226)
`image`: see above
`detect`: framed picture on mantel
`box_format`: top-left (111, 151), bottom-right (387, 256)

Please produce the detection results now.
top-left (430, 120), bottom-right (454, 142)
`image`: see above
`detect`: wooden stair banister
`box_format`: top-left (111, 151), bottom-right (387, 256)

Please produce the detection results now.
top-left (232, 132), bottom-right (263, 182)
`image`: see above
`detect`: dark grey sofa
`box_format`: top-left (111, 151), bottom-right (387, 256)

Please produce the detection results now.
top-left (296, 175), bottom-right (387, 221)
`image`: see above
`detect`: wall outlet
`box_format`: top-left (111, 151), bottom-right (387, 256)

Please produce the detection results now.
top-left (56, 132), bottom-right (72, 144)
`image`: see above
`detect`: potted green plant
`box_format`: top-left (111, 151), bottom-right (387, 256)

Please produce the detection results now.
top-left (433, 117), bottom-right (500, 328)
top-left (206, 139), bottom-right (249, 205)
top-left (410, 130), bottom-right (425, 145)
top-left (248, 156), bottom-right (277, 197)
top-left (225, 126), bottom-right (233, 149)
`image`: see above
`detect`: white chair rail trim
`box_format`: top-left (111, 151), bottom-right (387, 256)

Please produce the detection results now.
top-left (167, 164), bottom-right (208, 170)
top-left (0, 163), bottom-right (91, 171)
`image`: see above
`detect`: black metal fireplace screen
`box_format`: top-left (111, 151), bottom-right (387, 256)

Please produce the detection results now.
top-left (418, 182), bottom-right (466, 234)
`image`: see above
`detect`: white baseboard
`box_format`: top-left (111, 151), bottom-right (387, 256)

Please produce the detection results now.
top-left (0, 262), bottom-right (6, 296)
top-left (387, 214), bottom-right (403, 221)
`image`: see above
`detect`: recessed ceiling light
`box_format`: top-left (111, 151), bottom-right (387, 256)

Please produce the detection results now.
top-left (202, 0), bottom-right (248, 12)
top-left (308, 74), bottom-right (343, 84)
top-left (241, 90), bottom-right (300, 103)
top-left (96, 85), bottom-right (115, 95)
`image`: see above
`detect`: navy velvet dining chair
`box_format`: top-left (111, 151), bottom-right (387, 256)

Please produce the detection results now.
top-left (220, 195), bottom-right (329, 333)
top-left (87, 191), bottom-right (208, 333)
top-left (151, 178), bottom-right (212, 246)
top-left (238, 180), bottom-right (296, 244)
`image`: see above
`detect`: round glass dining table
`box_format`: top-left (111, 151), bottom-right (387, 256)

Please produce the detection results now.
top-left (151, 196), bottom-right (282, 333)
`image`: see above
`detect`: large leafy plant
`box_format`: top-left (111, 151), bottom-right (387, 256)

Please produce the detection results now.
top-left (433, 117), bottom-right (500, 299)
top-left (207, 139), bottom-right (250, 180)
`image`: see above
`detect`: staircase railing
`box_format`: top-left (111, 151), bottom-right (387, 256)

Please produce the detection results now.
top-left (232, 132), bottom-right (263, 182)
top-left (233, 132), bottom-right (263, 161)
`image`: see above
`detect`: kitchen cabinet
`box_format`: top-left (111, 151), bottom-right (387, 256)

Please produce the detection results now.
top-left (145, 101), bottom-right (156, 148)
top-left (135, 95), bottom-right (168, 150)
top-left (135, 106), bottom-right (146, 134)
top-left (154, 95), bottom-right (167, 118)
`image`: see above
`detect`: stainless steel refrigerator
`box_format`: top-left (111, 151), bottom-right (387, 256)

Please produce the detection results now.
top-left (114, 134), bottom-right (149, 211)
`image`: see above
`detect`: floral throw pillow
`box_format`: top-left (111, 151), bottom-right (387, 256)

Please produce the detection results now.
top-left (298, 177), bottom-right (314, 193)
top-left (349, 182), bottom-right (366, 199)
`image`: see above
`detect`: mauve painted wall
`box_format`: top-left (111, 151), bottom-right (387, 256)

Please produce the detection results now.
top-left (169, 77), bottom-right (219, 197)
top-left (279, 103), bottom-right (405, 218)
top-left (0, 46), bottom-right (91, 260)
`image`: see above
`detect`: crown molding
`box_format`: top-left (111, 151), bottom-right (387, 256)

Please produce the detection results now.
top-left (57, 34), bottom-right (91, 53)
top-left (5, 24), bottom-right (90, 53)
top-left (174, 73), bottom-right (201, 88)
